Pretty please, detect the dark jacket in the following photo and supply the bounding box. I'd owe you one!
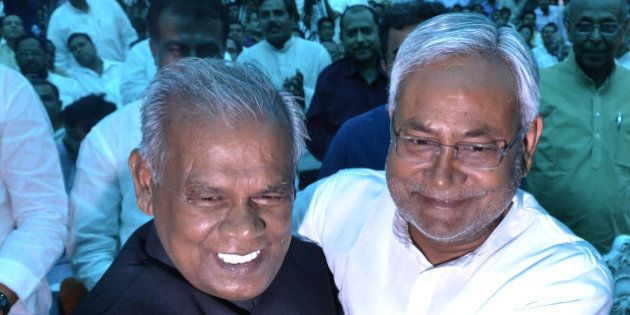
[75,221,341,314]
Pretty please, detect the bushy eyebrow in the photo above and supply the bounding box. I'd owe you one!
[184,180,293,195]
[184,181,224,195]
[259,182,293,195]
[401,120,498,138]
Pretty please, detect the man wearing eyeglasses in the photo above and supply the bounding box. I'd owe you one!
[525,0,630,254]
[294,12,612,314]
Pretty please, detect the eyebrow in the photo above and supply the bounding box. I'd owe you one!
[401,120,498,138]
[259,181,294,195]
[184,181,224,196]
[184,180,294,195]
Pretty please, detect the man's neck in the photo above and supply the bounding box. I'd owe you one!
[89,58,104,76]
[267,37,290,50]
[355,57,380,85]
[581,61,614,88]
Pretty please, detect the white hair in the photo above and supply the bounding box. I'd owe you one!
[138,57,307,181]
[388,13,539,130]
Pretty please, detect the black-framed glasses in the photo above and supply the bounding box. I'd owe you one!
[390,119,523,170]
[573,21,620,36]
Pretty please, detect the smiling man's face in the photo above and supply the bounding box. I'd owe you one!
[568,0,627,76]
[386,54,525,248]
[133,111,294,301]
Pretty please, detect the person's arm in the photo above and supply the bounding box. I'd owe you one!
[46,11,71,71]
[322,0,340,20]
[112,0,138,53]
[0,70,68,313]
[69,124,123,290]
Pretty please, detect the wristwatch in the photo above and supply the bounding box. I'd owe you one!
[0,292,12,314]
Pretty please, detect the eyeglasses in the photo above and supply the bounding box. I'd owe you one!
[390,120,523,170]
[573,21,620,36]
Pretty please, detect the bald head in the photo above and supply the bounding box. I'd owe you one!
[568,0,628,22]
[567,0,628,86]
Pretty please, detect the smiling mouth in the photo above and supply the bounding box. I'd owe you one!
[217,250,261,264]
[425,197,466,209]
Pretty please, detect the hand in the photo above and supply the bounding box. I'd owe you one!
[283,70,305,109]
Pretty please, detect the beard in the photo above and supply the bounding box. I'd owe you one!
[387,148,525,245]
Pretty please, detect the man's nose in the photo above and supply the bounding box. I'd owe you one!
[219,202,264,239]
[423,146,466,188]
[589,26,603,42]
[356,32,366,43]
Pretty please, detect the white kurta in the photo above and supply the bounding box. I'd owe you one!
[295,169,612,315]
[67,59,123,107]
[237,36,331,110]
[0,66,67,315]
[68,99,151,289]
[118,39,156,106]
[46,0,137,71]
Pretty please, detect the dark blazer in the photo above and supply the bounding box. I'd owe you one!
[74,221,340,314]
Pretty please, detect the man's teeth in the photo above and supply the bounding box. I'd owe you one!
[218,250,260,264]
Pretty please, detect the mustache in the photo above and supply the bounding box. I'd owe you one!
[352,42,372,50]
[265,22,281,31]
[408,182,486,201]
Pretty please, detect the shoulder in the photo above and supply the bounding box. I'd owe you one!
[514,191,612,284]
[75,222,154,313]
[0,67,41,116]
[294,169,389,232]
[477,191,613,311]
[294,38,327,52]
[237,41,266,61]
[80,99,142,160]
[262,237,340,314]
[90,99,142,137]
[310,168,387,200]
[343,104,388,129]
[613,64,630,84]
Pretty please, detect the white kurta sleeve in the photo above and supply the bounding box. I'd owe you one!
[68,125,123,289]
[0,67,68,313]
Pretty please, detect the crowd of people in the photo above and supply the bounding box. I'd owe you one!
[0,0,629,314]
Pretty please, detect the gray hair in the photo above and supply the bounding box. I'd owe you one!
[138,57,307,181]
[388,13,539,130]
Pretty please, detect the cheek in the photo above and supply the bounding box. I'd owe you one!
[262,206,292,242]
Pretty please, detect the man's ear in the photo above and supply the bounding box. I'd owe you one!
[129,149,155,216]
[521,115,544,176]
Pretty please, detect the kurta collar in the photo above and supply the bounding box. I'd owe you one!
[263,36,296,53]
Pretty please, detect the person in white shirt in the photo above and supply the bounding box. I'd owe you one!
[0,65,67,315]
[66,33,123,107]
[534,0,566,38]
[69,0,230,290]
[237,0,331,110]
[295,13,612,314]
[14,35,82,108]
[46,0,137,71]
[118,38,156,106]
[0,15,25,71]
